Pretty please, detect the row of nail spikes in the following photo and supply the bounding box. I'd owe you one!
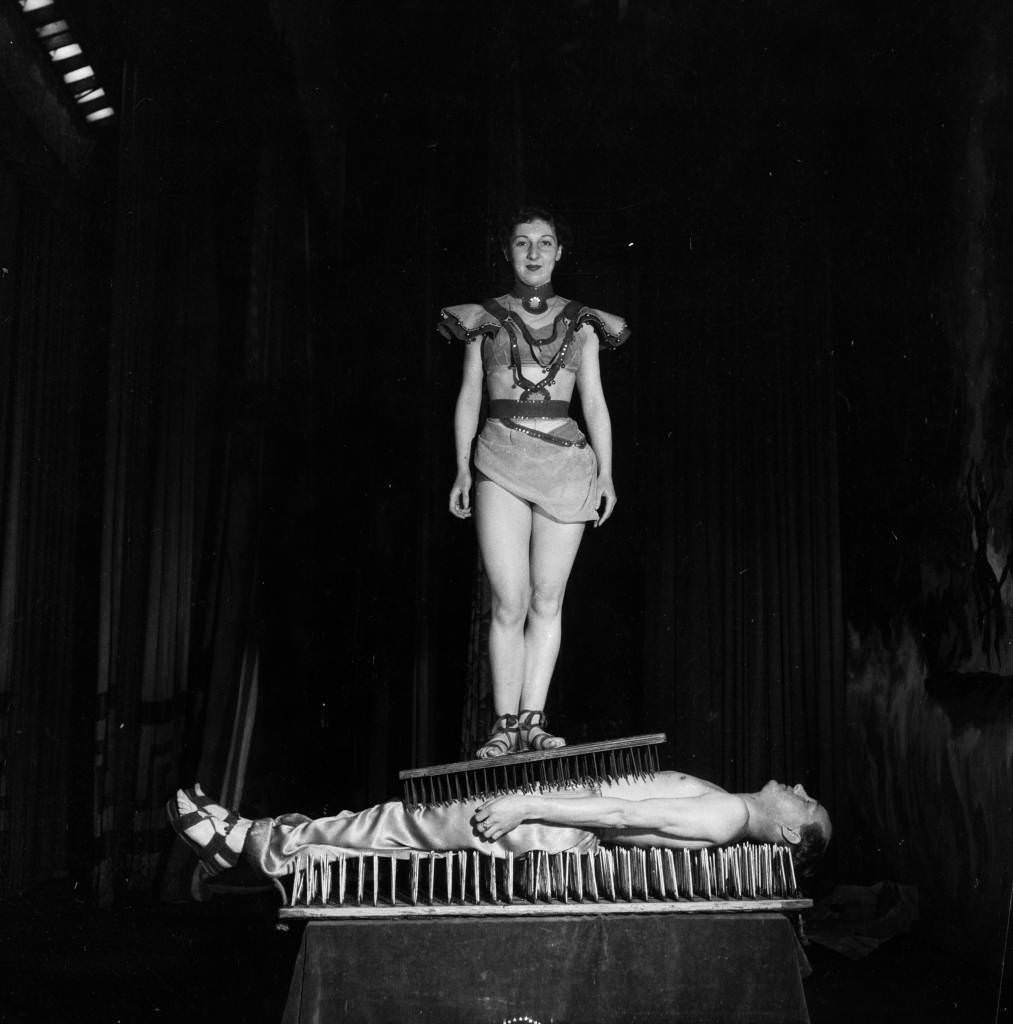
[401,746,661,809]
[286,842,799,907]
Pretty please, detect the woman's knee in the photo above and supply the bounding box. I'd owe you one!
[490,589,530,628]
[529,584,565,620]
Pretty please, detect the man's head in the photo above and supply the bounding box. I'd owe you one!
[757,781,832,872]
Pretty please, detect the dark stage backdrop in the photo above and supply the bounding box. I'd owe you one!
[637,253,843,804]
[90,7,348,902]
[0,164,107,895]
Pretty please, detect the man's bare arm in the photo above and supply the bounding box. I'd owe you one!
[473,792,748,845]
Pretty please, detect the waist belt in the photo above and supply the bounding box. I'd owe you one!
[488,399,570,419]
[501,419,587,448]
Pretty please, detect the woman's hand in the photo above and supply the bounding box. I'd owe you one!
[449,470,473,518]
[596,474,617,527]
[472,794,530,842]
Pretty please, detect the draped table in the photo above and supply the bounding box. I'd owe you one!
[281,911,811,1023]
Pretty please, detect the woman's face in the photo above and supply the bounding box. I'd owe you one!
[508,219,562,288]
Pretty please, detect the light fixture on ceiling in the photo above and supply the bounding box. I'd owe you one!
[18,0,115,124]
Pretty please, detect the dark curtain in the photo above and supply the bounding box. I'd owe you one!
[92,26,331,900]
[0,166,106,896]
[639,250,844,812]
[92,61,227,900]
[461,562,494,756]
[1,5,337,898]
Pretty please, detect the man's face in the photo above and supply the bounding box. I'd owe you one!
[764,781,831,839]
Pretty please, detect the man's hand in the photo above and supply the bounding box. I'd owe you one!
[472,794,530,842]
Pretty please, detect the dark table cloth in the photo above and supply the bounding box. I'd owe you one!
[282,911,811,1023]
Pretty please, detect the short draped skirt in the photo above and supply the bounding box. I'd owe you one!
[474,418,599,523]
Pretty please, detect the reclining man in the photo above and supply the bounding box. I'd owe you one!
[168,769,831,879]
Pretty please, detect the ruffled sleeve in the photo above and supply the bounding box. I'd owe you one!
[437,303,502,343]
[575,307,631,349]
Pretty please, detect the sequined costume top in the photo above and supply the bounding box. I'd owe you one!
[438,296,630,376]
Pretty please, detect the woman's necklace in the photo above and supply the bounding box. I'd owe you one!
[510,281,554,315]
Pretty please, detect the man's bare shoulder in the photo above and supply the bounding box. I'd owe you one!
[607,789,749,846]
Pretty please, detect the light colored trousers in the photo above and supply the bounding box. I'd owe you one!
[245,799,597,876]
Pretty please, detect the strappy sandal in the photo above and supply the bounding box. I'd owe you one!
[184,784,239,826]
[476,713,520,758]
[166,795,241,876]
[518,709,566,751]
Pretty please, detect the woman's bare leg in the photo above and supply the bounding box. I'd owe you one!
[520,510,585,743]
[475,478,533,722]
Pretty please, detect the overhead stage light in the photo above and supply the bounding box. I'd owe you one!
[36,19,69,37]
[17,0,114,125]
[62,65,94,85]
[49,42,82,61]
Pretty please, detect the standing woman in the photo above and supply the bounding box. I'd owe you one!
[439,208,630,758]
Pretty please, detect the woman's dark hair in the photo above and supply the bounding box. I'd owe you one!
[498,206,572,256]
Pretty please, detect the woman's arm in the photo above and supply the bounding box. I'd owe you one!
[575,332,616,526]
[449,341,484,518]
[473,791,748,845]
